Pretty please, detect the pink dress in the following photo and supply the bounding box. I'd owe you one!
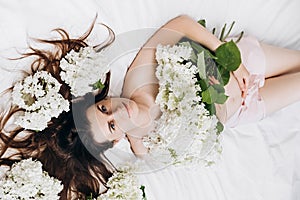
[225,36,266,127]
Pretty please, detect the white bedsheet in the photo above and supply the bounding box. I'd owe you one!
[0,1,300,199]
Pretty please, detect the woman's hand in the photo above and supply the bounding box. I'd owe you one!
[126,134,149,158]
[233,64,250,98]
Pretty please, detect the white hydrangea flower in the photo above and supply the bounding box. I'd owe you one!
[156,44,192,65]
[143,43,222,167]
[97,165,144,200]
[11,71,70,131]
[0,158,63,200]
[60,46,110,97]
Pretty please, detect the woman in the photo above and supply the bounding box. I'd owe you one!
[0,15,299,199]
[86,15,300,156]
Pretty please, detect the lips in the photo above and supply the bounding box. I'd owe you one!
[122,102,131,118]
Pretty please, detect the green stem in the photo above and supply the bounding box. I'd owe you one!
[235,31,244,43]
[223,21,235,41]
[219,23,227,41]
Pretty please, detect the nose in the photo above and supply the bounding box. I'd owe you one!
[111,105,127,118]
[111,105,131,129]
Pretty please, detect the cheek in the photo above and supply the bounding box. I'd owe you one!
[112,131,125,141]
[114,114,138,133]
[92,131,109,143]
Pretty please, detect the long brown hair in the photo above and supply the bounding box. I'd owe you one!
[0,17,116,199]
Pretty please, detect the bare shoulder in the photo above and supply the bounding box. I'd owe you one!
[122,63,158,99]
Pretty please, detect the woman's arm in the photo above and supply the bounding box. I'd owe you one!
[125,15,224,156]
[126,15,249,156]
[128,15,249,97]
[129,15,223,70]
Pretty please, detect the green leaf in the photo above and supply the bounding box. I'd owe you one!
[197,51,206,79]
[189,41,217,60]
[205,57,218,79]
[216,121,224,134]
[198,19,206,27]
[218,67,230,85]
[178,41,197,63]
[190,48,198,63]
[197,79,209,91]
[212,84,225,93]
[205,103,216,115]
[191,41,207,54]
[215,41,241,71]
[140,185,147,199]
[91,80,105,90]
[201,86,218,104]
[215,93,228,104]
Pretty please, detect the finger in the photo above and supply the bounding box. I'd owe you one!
[209,76,217,85]
[241,91,245,99]
[243,78,247,89]
[236,78,247,98]
[240,79,247,98]
[208,76,213,85]
[237,77,245,91]
[243,77,249,95]
[242,90,246,98]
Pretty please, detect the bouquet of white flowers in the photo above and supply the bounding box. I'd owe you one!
[60,46,109,97]
[0,158,63,200]
[143,20,242,167]
[11,71,70,131]
[143,44,222,167]
[96,165,146,200]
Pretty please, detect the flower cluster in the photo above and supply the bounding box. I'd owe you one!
[155,44,192,65]
[0,158,63,200]
[11,71,69,131]
[97,165,145,200]
[60,46,109,97]
[143,44,222,167]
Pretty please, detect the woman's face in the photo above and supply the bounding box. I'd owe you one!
[86,97,139,144]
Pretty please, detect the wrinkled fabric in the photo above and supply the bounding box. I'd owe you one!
[226,36,266,127]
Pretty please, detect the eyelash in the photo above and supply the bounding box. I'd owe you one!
[98,105,108,113]
[98,104,116,132]
[109,121,115,131]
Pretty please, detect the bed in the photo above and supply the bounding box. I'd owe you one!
[0,0,300,199]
